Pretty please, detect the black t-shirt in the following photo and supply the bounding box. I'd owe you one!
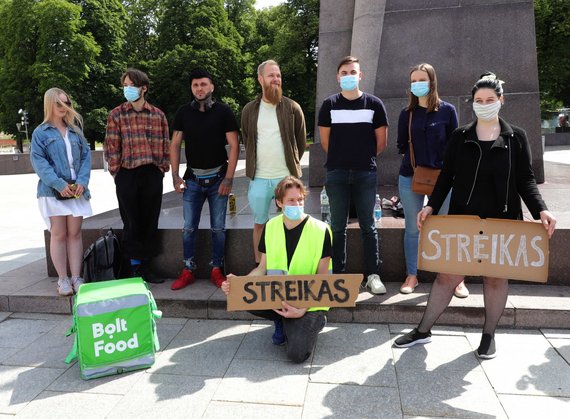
[463,140,503,219]
[259,216,332,268]
[318,92,389,171]
[172,101,239,177]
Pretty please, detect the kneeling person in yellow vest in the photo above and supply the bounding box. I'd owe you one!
[222,176,331,363]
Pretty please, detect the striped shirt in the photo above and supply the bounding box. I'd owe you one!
[104,101,170,176]
[318,92,388,171]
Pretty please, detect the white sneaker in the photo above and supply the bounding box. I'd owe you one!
[71,277,84,293]
[57,277,74,297]
[365,274,386,294]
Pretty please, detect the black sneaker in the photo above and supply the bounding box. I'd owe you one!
[131,264,165,284]
[476,333,496,359]
[393,328,432,348]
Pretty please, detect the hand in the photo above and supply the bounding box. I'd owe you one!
[74,184,85,197]
[417,206,434,230]
[218,177,233,196]
[60,183,76,198]
[221,273,235,296]
[273,301,307,319]
[172,174,186,193]
[540,210,556,238]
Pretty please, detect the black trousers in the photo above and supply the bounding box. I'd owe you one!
[115,164,163,260]
[249,310,326,363]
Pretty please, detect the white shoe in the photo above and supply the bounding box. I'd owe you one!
[71,277,84,293]
[57,277,74,297]
[365,274,386,295]
[454,282,469,298]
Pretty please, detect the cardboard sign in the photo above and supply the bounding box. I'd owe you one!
[226,274,363,311]
[418,215,549,282]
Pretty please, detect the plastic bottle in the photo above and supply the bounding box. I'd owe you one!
[320,186,331,224]
[374,194,382,225]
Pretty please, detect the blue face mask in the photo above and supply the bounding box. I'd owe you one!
[283,205,304,221]
[410,81,430,98]
[123,86,141,102]
[339,75,359,91]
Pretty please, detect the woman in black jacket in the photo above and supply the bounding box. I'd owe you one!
[394,72,556,359]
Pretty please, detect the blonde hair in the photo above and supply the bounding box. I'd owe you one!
[43,87,83,131]
[257,59,279,76]
[274,176,308,211]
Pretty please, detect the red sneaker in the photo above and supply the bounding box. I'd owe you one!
[171,268,195,290]
[210,267,226,288]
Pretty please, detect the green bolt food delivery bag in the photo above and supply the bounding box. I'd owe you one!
[65,277,162,380]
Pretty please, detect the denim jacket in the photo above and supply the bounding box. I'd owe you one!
[30,122,91,199]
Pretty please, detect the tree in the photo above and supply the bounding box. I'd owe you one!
[255,0,319,137]
[534,0,570,117]
[123,0,162,64]
[0,0,99,138]
[151,0,249,121]
[70,0,128,146]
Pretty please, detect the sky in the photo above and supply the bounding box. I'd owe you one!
[255,0,285,9]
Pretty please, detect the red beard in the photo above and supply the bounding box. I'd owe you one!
[264,82,282,105]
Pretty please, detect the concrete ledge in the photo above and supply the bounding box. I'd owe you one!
[0,151,106,175]
[545,133,570,146]
[1,260,569,329]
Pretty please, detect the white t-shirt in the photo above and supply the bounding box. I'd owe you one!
[255,100,289,178]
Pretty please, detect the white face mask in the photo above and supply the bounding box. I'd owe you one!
[473,101,501,121]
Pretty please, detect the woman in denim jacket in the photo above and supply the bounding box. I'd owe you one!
[30,88,92,296]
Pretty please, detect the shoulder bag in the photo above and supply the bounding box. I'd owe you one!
[409,111,441,195]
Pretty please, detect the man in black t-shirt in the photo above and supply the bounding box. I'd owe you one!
[170,68,239,290]
[318,56,389,295]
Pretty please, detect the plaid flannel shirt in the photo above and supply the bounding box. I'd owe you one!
[104,101,170,176]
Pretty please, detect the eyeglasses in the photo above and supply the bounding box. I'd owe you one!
[56,101,72,108]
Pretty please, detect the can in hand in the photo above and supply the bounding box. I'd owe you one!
[228,193,236,214]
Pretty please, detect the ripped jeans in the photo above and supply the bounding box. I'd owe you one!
[182,176,228,269]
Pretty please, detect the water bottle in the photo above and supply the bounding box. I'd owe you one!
[320,186,331,224]
[374,194,382,225]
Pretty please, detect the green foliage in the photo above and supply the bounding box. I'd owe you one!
[534,0,570,117]
[0,0,99,135]
[150,0,250,121]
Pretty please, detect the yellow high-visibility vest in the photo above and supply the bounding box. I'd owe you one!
[265,214,332,312]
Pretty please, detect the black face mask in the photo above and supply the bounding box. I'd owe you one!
[191,92,215,111]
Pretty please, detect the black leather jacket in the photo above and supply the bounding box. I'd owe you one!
[428,118,547,220]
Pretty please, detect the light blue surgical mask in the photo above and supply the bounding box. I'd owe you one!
[123,86,141,102]
[283,205,304,221]
[410,81,430,97]
[340,75,359,91]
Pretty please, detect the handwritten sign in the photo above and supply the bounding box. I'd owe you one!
[418,215,549,282]
[226,274,363,311]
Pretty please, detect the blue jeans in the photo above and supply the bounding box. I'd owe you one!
[398,175,450,276]
[182,177,228,269]
[325,169,379,276]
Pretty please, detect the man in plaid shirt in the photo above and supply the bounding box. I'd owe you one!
[104,68,170,283]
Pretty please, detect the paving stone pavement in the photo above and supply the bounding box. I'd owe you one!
[0,313,566,418]
[1,149,569,417]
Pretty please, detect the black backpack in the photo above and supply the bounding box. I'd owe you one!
[83,228,122,282]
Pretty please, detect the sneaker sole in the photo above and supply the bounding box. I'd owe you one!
[369,288,387,295]
[393,336,432,348]
[58,289,73,297]
[475,350,496,360]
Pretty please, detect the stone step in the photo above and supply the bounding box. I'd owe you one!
[3,260,569,329]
